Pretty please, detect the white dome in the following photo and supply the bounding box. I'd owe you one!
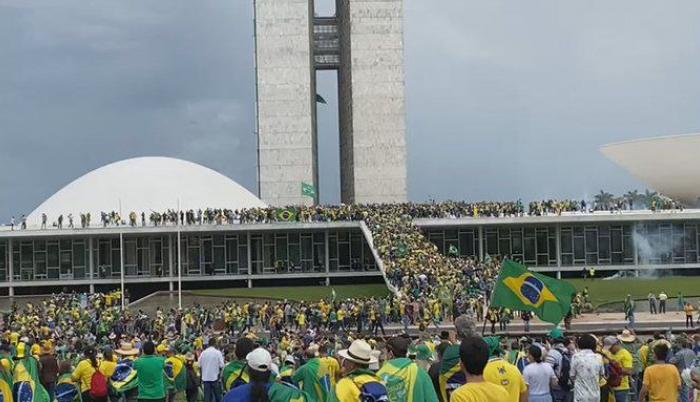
[28,157,266,226]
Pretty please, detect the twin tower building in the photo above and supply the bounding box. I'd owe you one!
[255,0,407,206]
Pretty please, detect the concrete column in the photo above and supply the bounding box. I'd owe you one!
[88,236,95,293]
[557,271,562,279]
[325,230,330,282]
[247,234,253,275]
[555,224,562,268]
[478,227,484,260]
[168,234,174,292]
[248,279,253,288]
[8,239,13,297]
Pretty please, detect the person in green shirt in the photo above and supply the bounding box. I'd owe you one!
[134,341,167,402]
[222,338,255,392]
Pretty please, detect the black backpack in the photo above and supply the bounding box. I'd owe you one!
[556,347,573,391]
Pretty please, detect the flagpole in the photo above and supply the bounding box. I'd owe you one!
[177,198,182,310]
[120,230,125,311]
[481,289,494,336]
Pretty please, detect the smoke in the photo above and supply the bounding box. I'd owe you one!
[632,224,681,277]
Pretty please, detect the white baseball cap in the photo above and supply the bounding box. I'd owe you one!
[246,348,273,372]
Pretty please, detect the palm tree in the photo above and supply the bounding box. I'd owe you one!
[624,190,640,210]
[642,189,658,208]
[594,190,614,208]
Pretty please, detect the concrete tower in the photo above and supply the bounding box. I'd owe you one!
[254,0,407,206]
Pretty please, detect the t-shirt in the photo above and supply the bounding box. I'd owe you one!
[609,348,633,391]
[133,355,167,400]
[450,381,510,402]
[332,369,382,402]
[642,364,680,402]
[71,359,97,392]
[523,362,555,396]
[99,360,117,378]
[483,358,527,402]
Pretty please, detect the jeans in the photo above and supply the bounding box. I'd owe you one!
[659,300,666,313]
[203,381,222,402]
[613,390,628,402]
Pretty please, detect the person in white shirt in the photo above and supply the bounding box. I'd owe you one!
[198,338,225,402]
[523,344,557,402]
[570,334,604,402]
[658,291,668,314]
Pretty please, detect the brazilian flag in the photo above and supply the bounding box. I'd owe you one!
[0,357,13,402]
[164,356,186,392]
[111,362,139,394]
[276,208,297,222]
[491,260,577,324]
[438,345,464,402]
[55,374,80,402]
[12,358,49,402]
[222,361,248,392]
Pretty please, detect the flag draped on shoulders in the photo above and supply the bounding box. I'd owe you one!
[491,260,577,324]
[377,358,438,402]
[0,357,13,402]
[438,345,465,402]
[165,356,187,392]
[55,373,80,402]
[291,358,333,402]
[222,361,249,392]
[12,357,49,402]
[111,361,139,393]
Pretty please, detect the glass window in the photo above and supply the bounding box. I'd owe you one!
[73,242,86,267]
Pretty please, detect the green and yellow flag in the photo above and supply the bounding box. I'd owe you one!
[276,208,298,222]
[377,358,439,402]
[301,182,316,199]
[491,260,576,324]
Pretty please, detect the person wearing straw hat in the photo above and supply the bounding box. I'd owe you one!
[331,339,386,402]
[39,343,59,402]
[116,343,139,360]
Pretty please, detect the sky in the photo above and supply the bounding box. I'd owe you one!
[2,0,700,220]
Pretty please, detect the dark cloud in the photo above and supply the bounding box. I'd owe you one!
[2,0,700,220]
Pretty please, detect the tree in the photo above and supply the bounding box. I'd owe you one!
[594,190,614,208]
[624,190,640,210]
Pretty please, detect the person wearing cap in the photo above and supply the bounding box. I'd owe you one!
[165,347,186,402]
[331,339,384,402]
[291,344,334,402]
[133,341,167,402]
[223,347,308,402]
[278,355,297,385]
[450,336,509,402]
[638,342,680,402]
[377,336,438,402]
[602,336,633,402]
[482,337,527,402]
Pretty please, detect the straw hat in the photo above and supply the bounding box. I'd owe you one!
[116,342,139,356]
[617,329,636,343]
[337,340,377,365]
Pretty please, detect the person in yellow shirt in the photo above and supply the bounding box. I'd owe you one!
[71,347,99,400]
[482,337,527,402]
[603,336,634,401]
[451,336,510,402]
[685,302,695,328]
[99,348,118,377]
[639,342,680,402]
[332,340,383,402]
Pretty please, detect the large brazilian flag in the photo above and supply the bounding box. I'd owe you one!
[491,260,577,324]
[164,356,187,392]
[0,357,13,402]
[377,358,438,402]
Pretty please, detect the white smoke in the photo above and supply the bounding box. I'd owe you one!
[632,224,680,277]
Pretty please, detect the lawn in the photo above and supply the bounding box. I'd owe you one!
[191,284,390,302]
[568,277,700,307]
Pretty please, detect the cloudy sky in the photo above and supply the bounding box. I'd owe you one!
[2,0,700,220]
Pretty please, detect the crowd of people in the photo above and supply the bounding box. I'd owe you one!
[3,291,700,402]
[7,188,688,231]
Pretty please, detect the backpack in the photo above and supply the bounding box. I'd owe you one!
[90,370,109,400]
[555,348,572,391]
[605,360,623,388]
[354,379,389,402]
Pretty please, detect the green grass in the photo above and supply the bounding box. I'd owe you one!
[568,277,700,307]
[191,284,390,302]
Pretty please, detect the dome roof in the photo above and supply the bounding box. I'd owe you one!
[28,157,265,226]
[601,133,700,206]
